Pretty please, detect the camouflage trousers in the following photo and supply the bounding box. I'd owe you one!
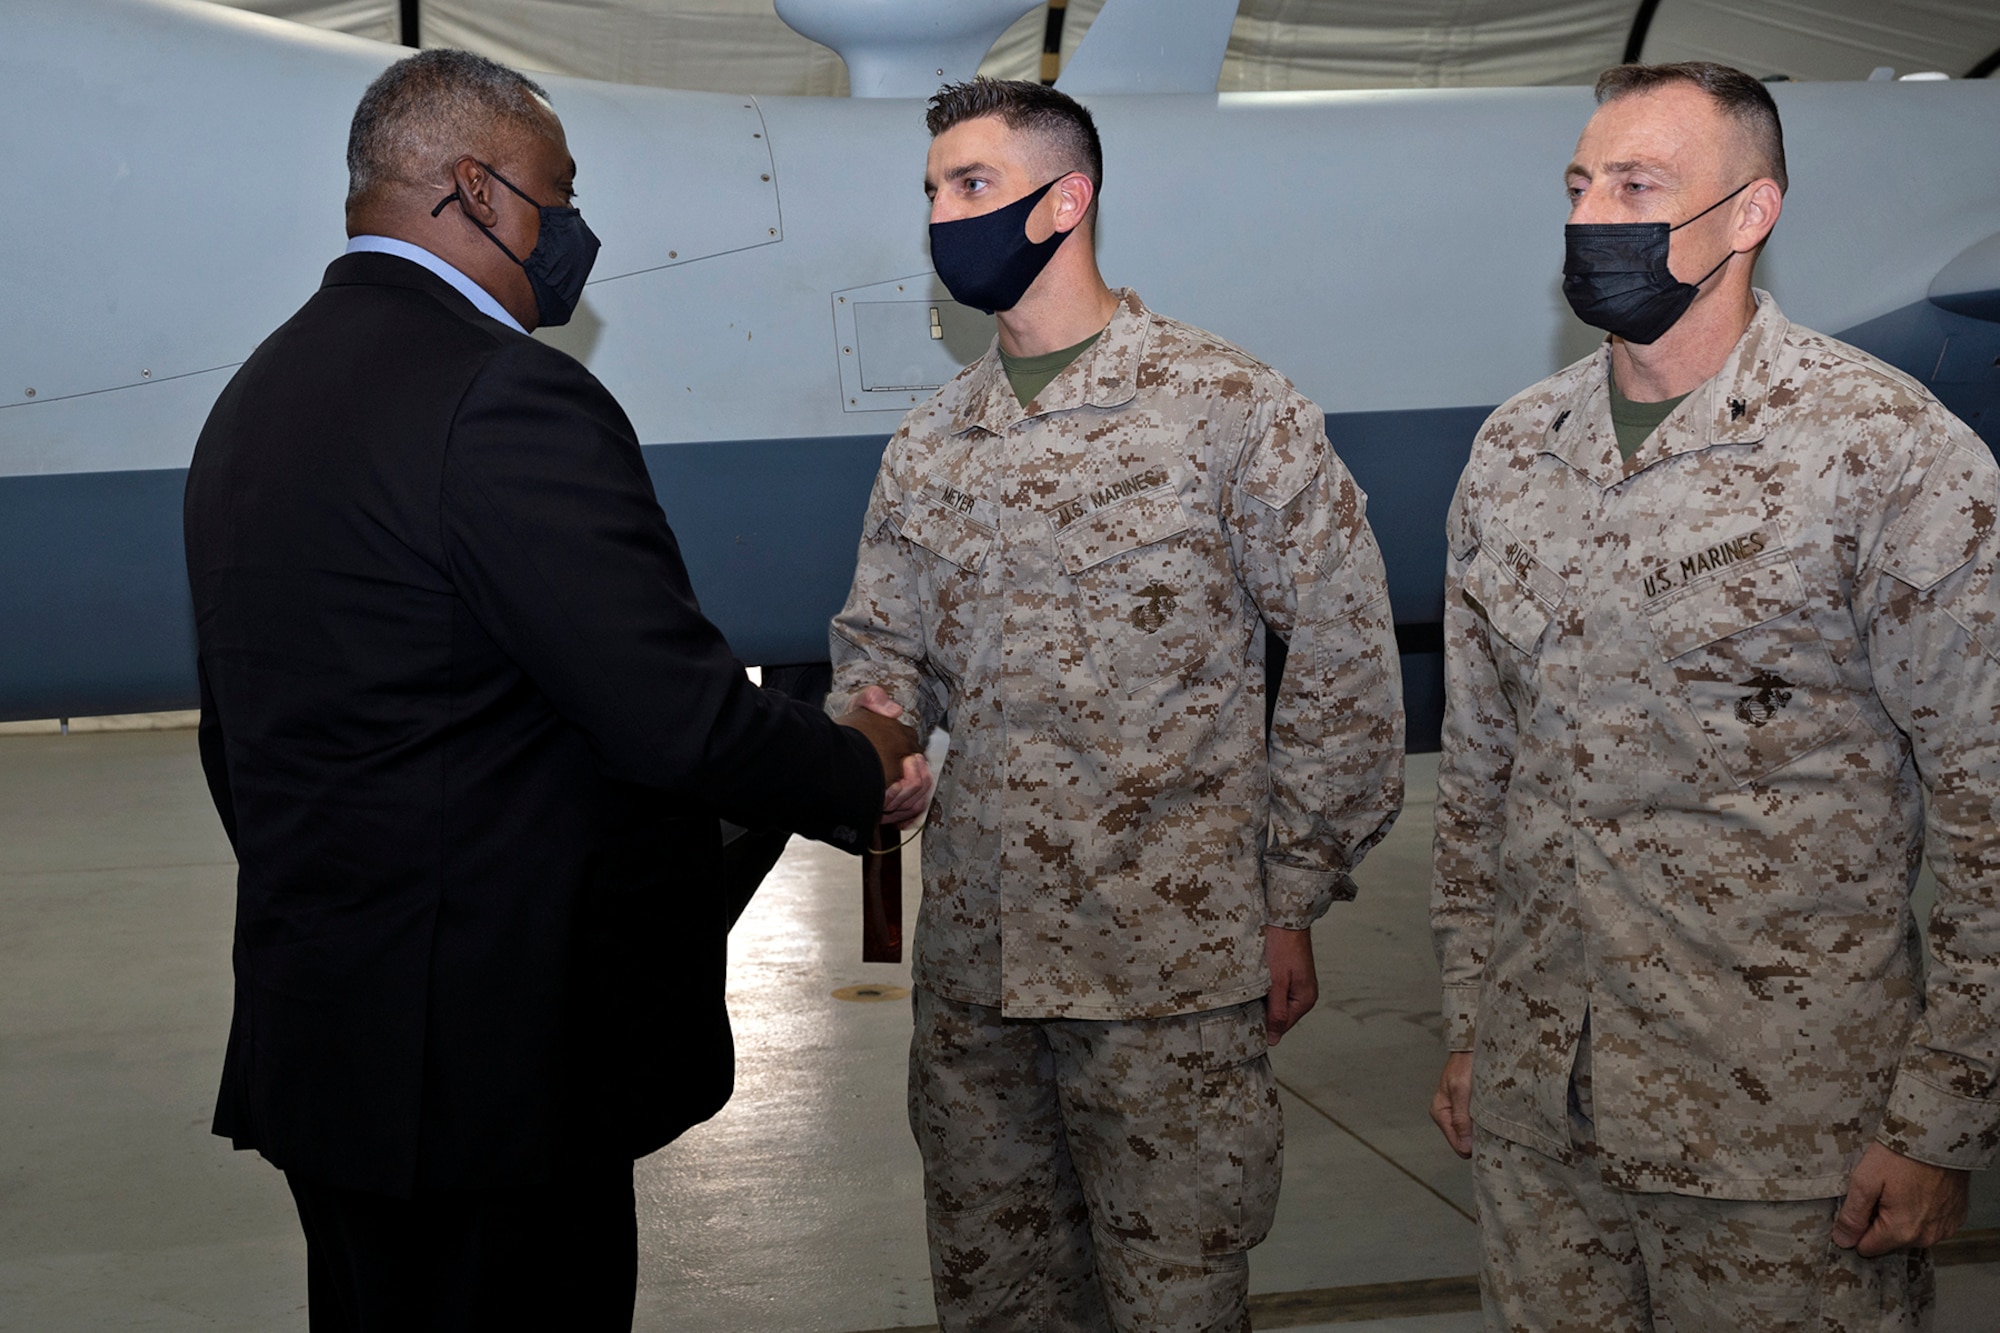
[1472,1051,1933,1333]
[908,986,1282,1333]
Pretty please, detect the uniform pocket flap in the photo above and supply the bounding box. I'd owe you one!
[1199,1006,1268,1072]
[1882,445,1991,592]
[1239,402,1323,511]
[1053,488,1191,575]
[1647,549,1806,660]
[900,497,995,572]
[1460,546,1555,654]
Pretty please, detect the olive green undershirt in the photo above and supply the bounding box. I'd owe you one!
[1608,367,1691,462]
[1002,330,1104,409]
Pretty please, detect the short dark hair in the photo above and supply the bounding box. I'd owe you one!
[1595,61,1787,194]
[346,48,552,207]
[926,77,1104,202]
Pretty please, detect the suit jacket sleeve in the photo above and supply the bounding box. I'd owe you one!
[439,339,883,849]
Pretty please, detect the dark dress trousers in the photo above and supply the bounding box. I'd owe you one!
[185,252,882,1200]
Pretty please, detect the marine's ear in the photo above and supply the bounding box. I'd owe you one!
[1051,171,1095,234]
[1733,178,1784,255]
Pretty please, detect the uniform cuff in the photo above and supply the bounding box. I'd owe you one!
[1443,984,1480,1052]
[824,687,930,748]
[1261,862,1351,930]
[1876,1069,2000,1170]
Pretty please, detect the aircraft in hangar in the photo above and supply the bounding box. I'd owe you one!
[4,0,1998,745]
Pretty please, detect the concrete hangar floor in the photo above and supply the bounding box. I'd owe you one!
[3,722,1999,1331]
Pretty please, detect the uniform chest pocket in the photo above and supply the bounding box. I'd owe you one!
[1460,546,1558,656]
[1054,488,1212,693]
[899,496,995,671]
[1644,548,1854,784]
[1459,543,1562,722]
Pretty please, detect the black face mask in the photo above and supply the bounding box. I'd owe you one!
[1562,182,1752,345]
[433,162,601,328]
[929,177,1077,315]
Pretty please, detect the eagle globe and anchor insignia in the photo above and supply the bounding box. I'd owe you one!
[1734,670,1795,728]
[1130,584,1179,634]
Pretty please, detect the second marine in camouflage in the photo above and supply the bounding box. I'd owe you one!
[1431,61,2000,1331]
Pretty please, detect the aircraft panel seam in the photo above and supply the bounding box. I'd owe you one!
[0,362,241,413]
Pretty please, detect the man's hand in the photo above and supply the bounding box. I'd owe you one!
[1831,1142,1969,1257]
[882,757,932,830]
[1263,926,1318,1045]
[1430,1051,1473,1159]
[838,687,933,829]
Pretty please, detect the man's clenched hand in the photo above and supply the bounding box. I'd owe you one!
[1263,926,1318,1044]
[1430,1051,1473,1159]
[1831,1143,1968,1257]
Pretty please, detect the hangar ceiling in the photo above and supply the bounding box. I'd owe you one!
[213,0,2000,94]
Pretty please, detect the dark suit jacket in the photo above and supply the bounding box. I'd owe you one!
[184,252,881,1198]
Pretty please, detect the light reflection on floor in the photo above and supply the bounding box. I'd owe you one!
[0,734,1993,1331]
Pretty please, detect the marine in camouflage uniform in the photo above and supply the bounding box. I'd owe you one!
[1432,63,2000,1333]
[832,80,1404,1333]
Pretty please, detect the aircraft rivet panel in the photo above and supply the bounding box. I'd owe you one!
[831,276,995,411]
[2,0,386,463]
[545,79,785,285]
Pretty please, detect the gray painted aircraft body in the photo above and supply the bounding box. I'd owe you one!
[5,0,1998,738]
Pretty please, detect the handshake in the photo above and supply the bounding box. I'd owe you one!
[834,684,936,830]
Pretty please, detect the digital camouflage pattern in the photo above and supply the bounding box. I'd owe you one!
[909,987,1279,1333]
[1474,1127,1932,1333]
[1433,292,2000,1201]
[831,289,1404,1019]
[1474,1025,1933,1332]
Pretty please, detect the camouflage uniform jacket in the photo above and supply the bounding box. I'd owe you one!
[831,289,1404,1019]
[1433,291,2000,1200]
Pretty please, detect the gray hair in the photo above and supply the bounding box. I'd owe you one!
[346,48,552,207]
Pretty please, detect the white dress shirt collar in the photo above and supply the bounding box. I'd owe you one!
[344,235,527,335]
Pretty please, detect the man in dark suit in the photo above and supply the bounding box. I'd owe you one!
[183,49,925,1331]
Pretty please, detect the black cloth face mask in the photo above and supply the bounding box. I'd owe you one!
[1562,181,1751,345]
[433,162,601,328]
[929,177,1077,315]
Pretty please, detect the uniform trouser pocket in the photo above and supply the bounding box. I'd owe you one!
[1040,996,1282,1267]
[907,987,1106,1331]
[908,989,1282,1332]
[1194,1004,1283,1257]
